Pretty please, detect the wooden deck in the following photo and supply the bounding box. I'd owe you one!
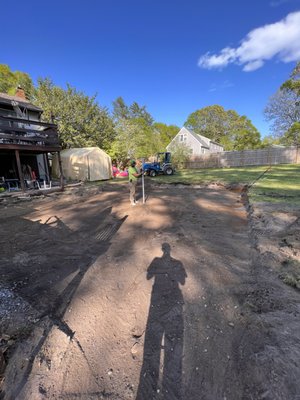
[0,115,61,152]
[0,115,63,191]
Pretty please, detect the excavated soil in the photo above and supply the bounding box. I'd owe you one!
[0,181,300,400]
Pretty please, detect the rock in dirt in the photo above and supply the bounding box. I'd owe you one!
[131,326,144,338]
[131,342,142,359]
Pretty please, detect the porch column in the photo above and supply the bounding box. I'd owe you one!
[57,151,64,190]
[15,149,25,191]
[43,153,50,182]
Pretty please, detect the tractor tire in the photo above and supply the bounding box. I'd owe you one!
[164,167,174,175]
[149,170,157,177]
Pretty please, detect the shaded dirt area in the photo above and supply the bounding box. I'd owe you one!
[0,182,300,400]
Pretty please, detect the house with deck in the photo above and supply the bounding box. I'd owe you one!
[166,127,224,157]
[0,87,63,192]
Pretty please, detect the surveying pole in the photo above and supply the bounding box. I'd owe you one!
[141,158,145,204]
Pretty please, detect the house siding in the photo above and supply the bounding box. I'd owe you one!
[167,127,207,156]
[209,142,223,153]
[167,127,223,156]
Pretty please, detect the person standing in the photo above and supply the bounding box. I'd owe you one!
[128,159,142,206]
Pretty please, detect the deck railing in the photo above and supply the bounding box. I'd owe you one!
[0,115,60,150]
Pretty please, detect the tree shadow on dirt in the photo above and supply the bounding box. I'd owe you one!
[136,243,187,400]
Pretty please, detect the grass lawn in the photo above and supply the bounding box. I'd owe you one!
[152,164,300,205]
[90,164,300,205]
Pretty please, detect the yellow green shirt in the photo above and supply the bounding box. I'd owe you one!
[128,166,138,182]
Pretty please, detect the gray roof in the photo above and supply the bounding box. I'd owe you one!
[210,140,223,146]
[0,92,43,112]
[184,128,210,149]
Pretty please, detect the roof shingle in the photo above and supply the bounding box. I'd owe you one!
[0,92,42,112]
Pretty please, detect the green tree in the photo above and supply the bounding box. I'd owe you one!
[152,123,180,148]
[129,101,154,125]
[260,135,281,148]
[167,142,192,169]
[0,64,15,93]
[112,97,130,121]
[228,116,261,150]
[112,97,154,125]
[281,122,300,145]
[110,97,162,160]
[185,105,227,142]
[185,105,261,150]
[35,78,114,150]
[281,62,300,96]
[109,117,161,162]
[0,64,35,99]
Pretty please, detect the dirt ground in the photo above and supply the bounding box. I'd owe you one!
[0,181,300,400]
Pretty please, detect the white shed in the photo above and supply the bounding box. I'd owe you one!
[52,147,112,181]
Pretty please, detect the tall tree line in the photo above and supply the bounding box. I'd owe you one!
[1,62,299,160]
[0,65,179,159]
[184,105,261,151]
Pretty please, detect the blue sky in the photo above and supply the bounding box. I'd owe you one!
[2,0,300,137]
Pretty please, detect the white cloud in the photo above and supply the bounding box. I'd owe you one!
[198,11,300,72]
[243,60,265,71]
[208,85,217,92]
[208,80,234,92]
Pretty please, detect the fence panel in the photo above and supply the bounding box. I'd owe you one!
[183,146,299,169]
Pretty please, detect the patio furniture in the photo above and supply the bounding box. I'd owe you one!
[5,179,20,192]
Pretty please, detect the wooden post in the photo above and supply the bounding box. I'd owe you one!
[57,151,64,190]
[43,153,50,183]
[15,149,26,191]
[141,158,145,204]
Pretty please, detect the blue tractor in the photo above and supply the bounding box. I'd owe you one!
[142,152,174,177]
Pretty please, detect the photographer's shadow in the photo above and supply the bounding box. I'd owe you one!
[136,243,187,400]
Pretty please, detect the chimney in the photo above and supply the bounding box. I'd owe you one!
[15,86,27,100]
